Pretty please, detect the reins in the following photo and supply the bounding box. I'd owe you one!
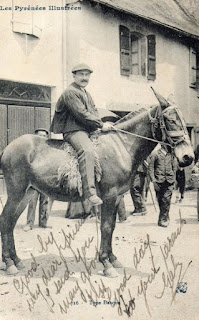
[111,104,187,149]
[112,126,172,147]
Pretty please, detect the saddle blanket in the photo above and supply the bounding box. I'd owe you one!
[57,137,102,196]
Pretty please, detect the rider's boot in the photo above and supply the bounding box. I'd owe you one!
[88,194,103,206]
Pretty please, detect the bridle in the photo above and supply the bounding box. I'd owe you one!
[103,104,189,150]
[148,104,189,148]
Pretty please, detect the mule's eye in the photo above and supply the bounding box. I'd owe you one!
[169,119,175,123]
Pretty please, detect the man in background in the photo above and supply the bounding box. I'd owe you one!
[175,166,186,203]
[130,161,148,216]
[149,144,177,227]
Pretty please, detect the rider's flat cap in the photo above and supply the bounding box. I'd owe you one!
[34,128,49,135]
[72,63,93,73]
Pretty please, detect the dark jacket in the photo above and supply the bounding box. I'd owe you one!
[50,82,103,134]
[149,148,177,184]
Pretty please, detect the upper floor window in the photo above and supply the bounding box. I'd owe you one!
[197,54,199,92]
[12,0,43,38]
[119,25,156,80]
[189,47,199,95]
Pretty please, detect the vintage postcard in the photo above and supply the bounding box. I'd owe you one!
[0,0,199,320]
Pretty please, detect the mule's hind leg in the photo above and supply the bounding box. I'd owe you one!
[0,189,34,275]
[1,230,23,275]
[9,188,35,271]
[1,197,23,274]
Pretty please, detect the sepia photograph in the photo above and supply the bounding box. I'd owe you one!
[0,0,199,319]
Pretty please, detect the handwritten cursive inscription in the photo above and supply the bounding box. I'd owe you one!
[136,233,160,316]
[12,209,192,318]
[13,253,55,313]
[156,210,192,304]
[134,210,192,316]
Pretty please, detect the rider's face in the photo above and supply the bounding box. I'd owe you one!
[73,71,91,88]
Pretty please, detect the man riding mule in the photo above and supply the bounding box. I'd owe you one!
[0,88,194,277]
[50,63,112,206]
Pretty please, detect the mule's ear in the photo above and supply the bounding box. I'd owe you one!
[151,87,169,109]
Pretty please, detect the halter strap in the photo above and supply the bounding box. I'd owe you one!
[167,130,184,137]
[148,105,188,147]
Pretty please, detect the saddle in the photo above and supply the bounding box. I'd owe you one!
[47,134,102,196]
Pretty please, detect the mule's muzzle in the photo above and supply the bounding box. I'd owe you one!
[179,154,194,167]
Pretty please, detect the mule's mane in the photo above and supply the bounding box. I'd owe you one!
[114,108,146,126]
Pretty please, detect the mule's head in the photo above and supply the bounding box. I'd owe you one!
[152,89,194,167]
[162,106,194,167]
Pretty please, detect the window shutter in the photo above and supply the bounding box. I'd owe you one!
[147,35,156,80]
[12,0,42,38]
[140,36,146,76]
[131,36,139,75]
[120,25,131,75]
[189,47,197,88]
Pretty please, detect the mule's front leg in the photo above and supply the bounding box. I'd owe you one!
[108,197,124,269]
[99,198,119,277]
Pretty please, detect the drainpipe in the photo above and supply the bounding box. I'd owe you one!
[62,0,68,90]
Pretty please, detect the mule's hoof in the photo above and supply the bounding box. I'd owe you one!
[0,262,6,270]
[6,265,18,276]
[111,259,123,269]
[16,261,25,270]
[103,267,119,278]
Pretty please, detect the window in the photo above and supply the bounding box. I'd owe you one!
[119,25,156,80]
[12,0,43,38]
[131,34,144,75]
[189,47,199,90]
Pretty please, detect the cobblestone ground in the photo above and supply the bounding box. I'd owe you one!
[0,188,199,320]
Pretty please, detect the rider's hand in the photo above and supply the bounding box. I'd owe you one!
[101,122,114,132]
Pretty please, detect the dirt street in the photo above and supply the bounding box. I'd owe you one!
[0,189,199,320]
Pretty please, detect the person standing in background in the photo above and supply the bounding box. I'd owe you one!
[149,144,177,227]
[175,166,186,203]
[130,161,148,216]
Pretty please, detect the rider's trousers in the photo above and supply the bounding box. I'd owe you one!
[63,131,96,199]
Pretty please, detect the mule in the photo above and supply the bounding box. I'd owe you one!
[0,92,194,276]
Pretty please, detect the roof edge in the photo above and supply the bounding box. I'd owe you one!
[90,0,199,40]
